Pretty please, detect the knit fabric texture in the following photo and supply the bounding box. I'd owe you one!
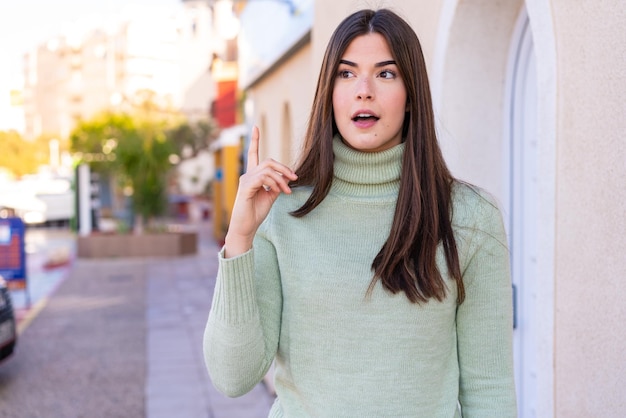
[204,136,517,417]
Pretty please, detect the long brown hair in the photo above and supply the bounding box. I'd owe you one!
[291,9,464,304]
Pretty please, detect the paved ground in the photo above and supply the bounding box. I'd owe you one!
[0,221,274,418]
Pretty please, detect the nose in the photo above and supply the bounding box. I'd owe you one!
[355,78,373,100]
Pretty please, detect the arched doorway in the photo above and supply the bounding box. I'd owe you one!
[504,4,557,415]
[507,8,539,415]
[433,1,556,415]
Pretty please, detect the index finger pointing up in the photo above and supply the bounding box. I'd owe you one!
[247,125,260,172]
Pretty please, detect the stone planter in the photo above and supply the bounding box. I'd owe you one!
[77,232,198,258]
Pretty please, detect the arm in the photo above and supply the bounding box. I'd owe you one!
[456,198,517,417]
[203,227,282,397]
[203,126,295,396]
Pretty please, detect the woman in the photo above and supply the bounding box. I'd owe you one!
[204,8,517,417]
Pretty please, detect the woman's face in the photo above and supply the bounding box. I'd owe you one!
[332,33,407,153]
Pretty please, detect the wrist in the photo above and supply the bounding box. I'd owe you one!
[223,233,254,258]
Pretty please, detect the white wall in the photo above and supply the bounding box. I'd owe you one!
[551,1,626,415]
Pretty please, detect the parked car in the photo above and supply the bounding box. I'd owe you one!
[0,276,17,362]
[0,176,74,226]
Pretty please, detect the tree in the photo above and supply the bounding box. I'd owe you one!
[70,111,174,231]
[166,118,219,160]
[115,118,175,231]
[70,107,218,232]
[0,130,62,177]
[69,112,135,175]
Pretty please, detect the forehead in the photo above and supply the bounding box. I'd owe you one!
[341,33,394,62]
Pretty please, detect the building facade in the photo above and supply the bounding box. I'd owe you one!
[22,2,218,141]
[238,0,626,416]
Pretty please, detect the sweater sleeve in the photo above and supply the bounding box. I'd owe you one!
[203,226,282,397]
[456,196,517,417]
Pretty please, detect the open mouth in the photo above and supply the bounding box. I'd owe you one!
[351,113,380,122]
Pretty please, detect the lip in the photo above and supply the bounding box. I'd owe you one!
[351,109,380,120]
[351,109,380,129]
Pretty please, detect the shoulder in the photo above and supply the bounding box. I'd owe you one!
[451,181,507,243]
[452,181,503,221]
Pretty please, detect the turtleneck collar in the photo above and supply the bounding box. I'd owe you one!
[331,135,404,200]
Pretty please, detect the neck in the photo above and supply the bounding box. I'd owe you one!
[331,135,404,200]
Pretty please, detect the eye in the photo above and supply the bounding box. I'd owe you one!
[337,69,354,79]
[378,69,397,79]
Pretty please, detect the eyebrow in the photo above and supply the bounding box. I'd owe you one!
[339,59,397,68]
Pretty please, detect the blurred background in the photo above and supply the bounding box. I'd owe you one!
[0,0,243,234]
[0,1,624,417]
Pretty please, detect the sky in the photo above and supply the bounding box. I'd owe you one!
[0,0,182,130]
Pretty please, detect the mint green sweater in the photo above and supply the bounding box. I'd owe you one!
[204,138,517,417]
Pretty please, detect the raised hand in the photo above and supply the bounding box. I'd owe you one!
[223,126,298,258]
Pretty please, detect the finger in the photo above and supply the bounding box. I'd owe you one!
[247,125,260,172]
[260,171,293,194]
[259,159,299,181]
